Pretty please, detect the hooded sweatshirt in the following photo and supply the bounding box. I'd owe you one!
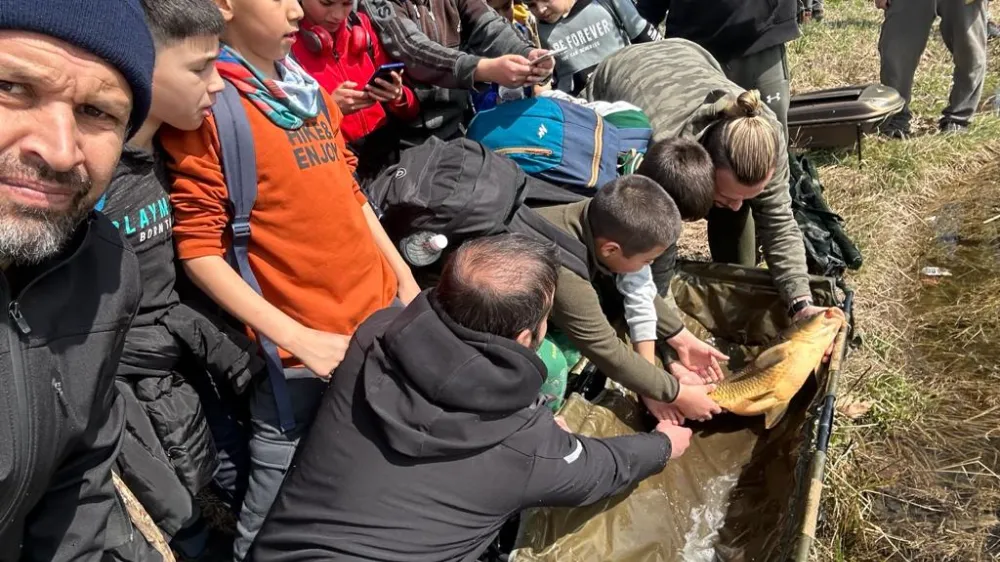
[291,12,420,144]
[583,39,812,305]
[250,291,670,562]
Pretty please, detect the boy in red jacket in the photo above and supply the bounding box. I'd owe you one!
[293,0,419,180]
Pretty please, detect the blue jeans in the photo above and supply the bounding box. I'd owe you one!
[232,369,327,561]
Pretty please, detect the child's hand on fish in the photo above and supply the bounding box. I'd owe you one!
[642,396,686,425]
[673,382,723,422]
[666,328,730,382]
[654,422,693,459]
[667,362,704,385]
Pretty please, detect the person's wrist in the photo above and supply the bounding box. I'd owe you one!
[474,58,494,83]
[672,383,686,404]
[661,432,673,462]
[787,296,813,318]
[274,320,305,356]
[666,326,690,345]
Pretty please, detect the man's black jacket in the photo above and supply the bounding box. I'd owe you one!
[251,291,670,561]
[0,213,141,561]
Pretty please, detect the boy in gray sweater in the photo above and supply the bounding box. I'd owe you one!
[528,0,661,94]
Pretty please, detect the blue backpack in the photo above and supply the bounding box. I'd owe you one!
[466,97,652,193]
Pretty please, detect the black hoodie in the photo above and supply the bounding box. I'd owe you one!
[251,291,670,562]
[635,0,800,64]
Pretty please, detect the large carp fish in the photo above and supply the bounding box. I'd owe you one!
[709,307,846,429]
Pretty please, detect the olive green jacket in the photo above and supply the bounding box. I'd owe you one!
[536,200,681,402]
[583,38,812,305]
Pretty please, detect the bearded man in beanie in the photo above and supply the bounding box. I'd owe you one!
[0,0,154,559]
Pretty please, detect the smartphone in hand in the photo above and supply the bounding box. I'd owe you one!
[529,46,567,67]
[368,62,406,87]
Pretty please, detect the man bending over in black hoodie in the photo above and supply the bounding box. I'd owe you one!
[250,233,691,562]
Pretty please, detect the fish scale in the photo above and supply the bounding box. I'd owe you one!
[707,308,846,429]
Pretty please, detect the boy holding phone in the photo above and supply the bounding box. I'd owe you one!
[368,62,406,87]
[528,0,660,95]
[293,0,419,180]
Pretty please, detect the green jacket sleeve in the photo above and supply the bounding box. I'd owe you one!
[750,142,812,304]
[549,268,679,402]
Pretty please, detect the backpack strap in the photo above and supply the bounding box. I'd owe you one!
[213,81,297,434]
[509,206,590,280]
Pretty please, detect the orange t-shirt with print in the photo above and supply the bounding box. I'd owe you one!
[160,89,397,365]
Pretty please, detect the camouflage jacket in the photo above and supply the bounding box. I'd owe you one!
[583,38,811,305]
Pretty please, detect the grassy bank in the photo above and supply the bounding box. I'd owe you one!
[722,1,1000,559]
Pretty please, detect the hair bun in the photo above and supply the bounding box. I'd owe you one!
[736,90,763,118]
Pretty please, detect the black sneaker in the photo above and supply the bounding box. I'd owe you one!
[939,120,969,134]
[877,114,911,139]
[878,123,911,140]
[988,20,999,41]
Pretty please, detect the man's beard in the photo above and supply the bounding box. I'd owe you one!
[0,153,95,267]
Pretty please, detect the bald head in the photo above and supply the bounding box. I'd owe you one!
[435,234,559,344]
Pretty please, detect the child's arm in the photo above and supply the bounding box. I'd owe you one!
[550,269,678,403]
[183,256,350,378]
[361,202,421,305]
[359,0,532,90]
[161,122,350,378]
[616,267,659,359]
[634,340,657,365]
[321,86,421,304]
[618,270,685,425]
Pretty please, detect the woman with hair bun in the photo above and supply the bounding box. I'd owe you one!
[582,39,827,418]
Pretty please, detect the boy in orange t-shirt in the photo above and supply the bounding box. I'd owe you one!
[159,0,419,557]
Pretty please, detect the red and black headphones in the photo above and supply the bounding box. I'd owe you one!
[298,12,372,60]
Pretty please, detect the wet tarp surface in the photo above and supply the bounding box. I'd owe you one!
[511,262,847,562]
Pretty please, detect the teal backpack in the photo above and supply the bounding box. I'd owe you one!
[466,96,652,193]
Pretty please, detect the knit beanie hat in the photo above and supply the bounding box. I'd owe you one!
[0,0,155,139]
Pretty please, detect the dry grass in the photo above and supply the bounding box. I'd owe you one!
[680,1,1000,559]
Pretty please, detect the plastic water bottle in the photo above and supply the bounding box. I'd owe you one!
[399,231,449,267]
